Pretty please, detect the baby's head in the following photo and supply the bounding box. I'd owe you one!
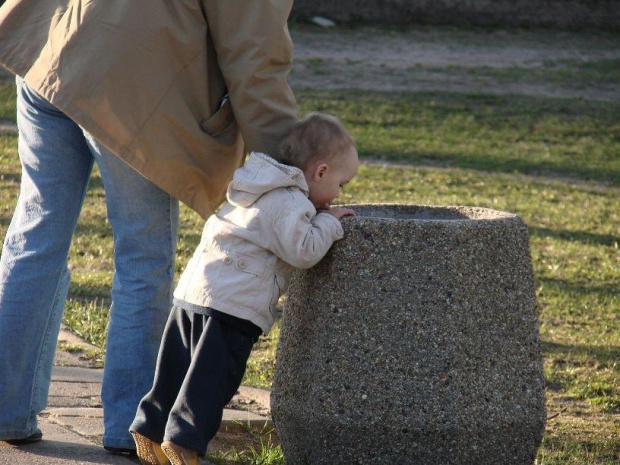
[279,112,359,209]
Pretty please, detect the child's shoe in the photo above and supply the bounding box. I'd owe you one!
[131,431,170,465]
[161,440,200,465]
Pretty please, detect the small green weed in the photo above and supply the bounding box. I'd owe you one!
[208,430,284,465]
[62,298,110,349]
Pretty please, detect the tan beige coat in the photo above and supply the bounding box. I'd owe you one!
[0,0,298,218]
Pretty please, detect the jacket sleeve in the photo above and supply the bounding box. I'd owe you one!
[271,204,345,270]
[202,0,298,158]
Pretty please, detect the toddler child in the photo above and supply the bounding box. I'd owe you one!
[129,112,359,465]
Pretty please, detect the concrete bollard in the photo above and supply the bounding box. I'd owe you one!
[271,204,545,465]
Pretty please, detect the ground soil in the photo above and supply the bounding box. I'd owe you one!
[2,27,617,103]
[289,26,620,102]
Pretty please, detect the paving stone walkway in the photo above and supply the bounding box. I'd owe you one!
[0,327,272,464]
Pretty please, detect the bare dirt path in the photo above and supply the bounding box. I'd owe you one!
[290,27,620,102]
[1,27,617,102]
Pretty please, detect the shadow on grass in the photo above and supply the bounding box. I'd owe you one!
[359,149,620,187]
[530,226,619,247]
[0,172,21,184]
[542,341,620,363]
[73,215,112,238]
[537,276,618,300]
[68,284,112,299]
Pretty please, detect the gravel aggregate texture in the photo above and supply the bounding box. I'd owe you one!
[272,204,545,464]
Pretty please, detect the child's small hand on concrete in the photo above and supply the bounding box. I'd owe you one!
[320,204,356,219]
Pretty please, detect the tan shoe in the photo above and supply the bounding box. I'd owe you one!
[131,431,170,465]
[161,440,200,465]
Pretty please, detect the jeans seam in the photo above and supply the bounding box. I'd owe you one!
[29,179,92,421]
[29,266,66,422]
[23,92,94,428]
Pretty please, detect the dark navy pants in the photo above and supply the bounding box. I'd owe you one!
[130,305,260,453]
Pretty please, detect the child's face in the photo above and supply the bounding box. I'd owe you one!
[304,145,359,209]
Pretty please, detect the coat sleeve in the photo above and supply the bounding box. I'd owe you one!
[271,203,345,270]
[202,0,298,158]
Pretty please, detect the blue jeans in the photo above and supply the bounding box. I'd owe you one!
[0,78,179,449]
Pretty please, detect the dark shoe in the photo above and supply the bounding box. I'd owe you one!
[4,429,43,445]
[104,445,138,458]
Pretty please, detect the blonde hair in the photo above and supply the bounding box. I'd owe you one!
[278,112,355,170]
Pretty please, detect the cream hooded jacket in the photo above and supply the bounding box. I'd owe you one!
[174,152,345,334]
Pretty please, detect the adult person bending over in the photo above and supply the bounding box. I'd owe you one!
[0,0,297,456]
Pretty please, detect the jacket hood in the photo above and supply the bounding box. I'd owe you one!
[227,152,308,207]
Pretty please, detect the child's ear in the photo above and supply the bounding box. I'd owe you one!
[314,163,328,181]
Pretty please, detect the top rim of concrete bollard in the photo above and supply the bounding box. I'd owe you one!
[340,203,520,222]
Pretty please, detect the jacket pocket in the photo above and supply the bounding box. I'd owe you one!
[201,96,237,146]
[228,254,265,278]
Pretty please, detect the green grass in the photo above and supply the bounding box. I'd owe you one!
[243,324,281,390]
[0,80,618,463]
[297,89,620,185]
[0,78,16,120]
[63,298,111,349]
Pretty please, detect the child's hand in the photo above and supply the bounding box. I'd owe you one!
[321,205,356,219]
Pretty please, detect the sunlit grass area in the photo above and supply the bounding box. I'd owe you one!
[0,80,618,463]
[298,89,620,185]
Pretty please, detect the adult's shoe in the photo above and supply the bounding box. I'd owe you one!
[4,429,43,445]
[104,445,138,458]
